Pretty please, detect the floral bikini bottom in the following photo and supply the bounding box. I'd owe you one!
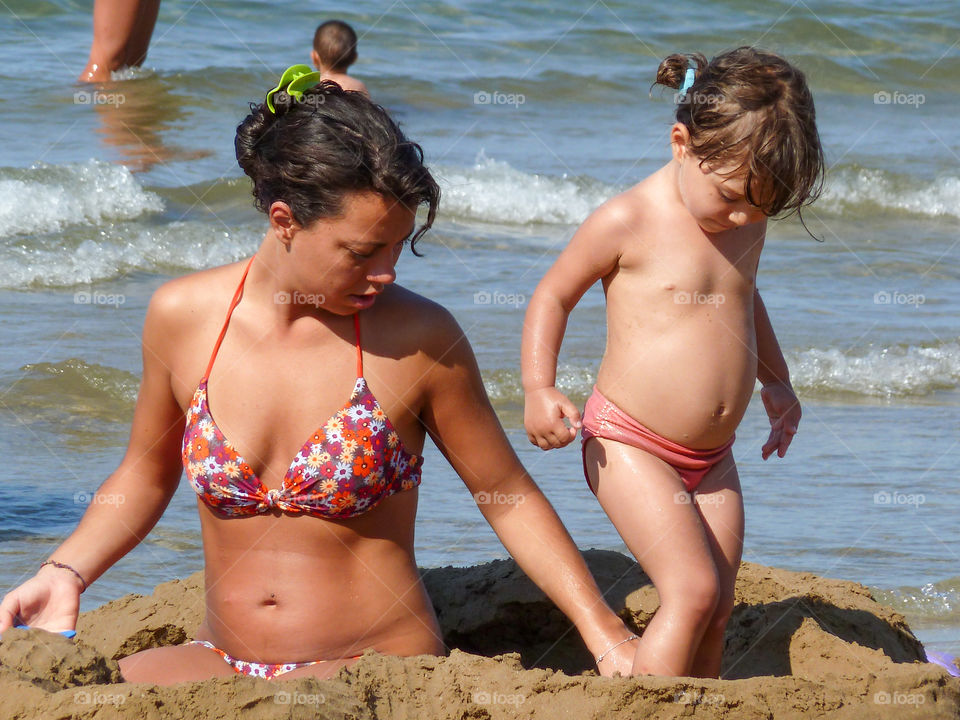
[187,639,359,680]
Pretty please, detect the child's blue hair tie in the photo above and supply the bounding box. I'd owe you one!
[679,68,696,98]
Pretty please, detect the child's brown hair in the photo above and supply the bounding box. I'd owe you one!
[655,46,825,220]
[313,20,359,72]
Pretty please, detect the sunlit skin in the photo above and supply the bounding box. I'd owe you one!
[79,0,160,82]
[0,192,639,684]
[310,51,369,96]
[522,123,801,678]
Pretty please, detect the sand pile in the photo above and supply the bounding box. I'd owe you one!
[1,550,957,719]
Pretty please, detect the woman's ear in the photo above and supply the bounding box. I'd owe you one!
[670,122,691,163]
[268,201,299,249]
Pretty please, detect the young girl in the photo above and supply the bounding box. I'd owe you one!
[0,70,639,682]
[522,47,825,679]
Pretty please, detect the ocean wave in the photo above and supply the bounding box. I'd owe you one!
[788,341,960,398]
[874,579,960,625]
[435,152,618,226]
[819,165,960,220]
[0,161,163,238]
[2,359,139,422]
[0,220,259,289]
[480,340,960,404]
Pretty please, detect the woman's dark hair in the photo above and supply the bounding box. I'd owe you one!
[654,46,825,222]
[235,81,440,254]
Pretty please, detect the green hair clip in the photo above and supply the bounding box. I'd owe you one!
[266,64,323,114]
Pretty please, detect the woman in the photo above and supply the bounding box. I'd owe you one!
[0,71,639,684]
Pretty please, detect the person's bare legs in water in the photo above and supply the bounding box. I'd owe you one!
[80,0,161,82]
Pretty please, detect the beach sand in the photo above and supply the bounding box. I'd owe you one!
[1,549,957,719]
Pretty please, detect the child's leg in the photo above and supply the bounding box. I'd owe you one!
[687,453,744,678]
[124,0,160,67]
[585,437,721,677]
[80,0,153,81]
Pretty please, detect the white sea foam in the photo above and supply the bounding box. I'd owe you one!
[820,165,960,219]
[436,152,617,226]
[0,221,259,289]
[0,161,163,238]
[788,341,960,398]
[482,341,960,403]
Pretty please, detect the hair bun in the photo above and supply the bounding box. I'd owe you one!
[655,53,708,90]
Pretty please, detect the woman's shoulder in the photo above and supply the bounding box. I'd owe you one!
[373,285,465,352]
[147,260,249,322]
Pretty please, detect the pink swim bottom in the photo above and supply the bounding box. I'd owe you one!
[186,639,357,679]
[581,386,734,493]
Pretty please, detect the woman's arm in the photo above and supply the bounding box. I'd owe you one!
[0,285,187,632]
[521,197,628,448]
[420,307,638,676]
[754,289,801,459]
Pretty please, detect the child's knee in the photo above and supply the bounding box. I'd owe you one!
[663,573,721,620]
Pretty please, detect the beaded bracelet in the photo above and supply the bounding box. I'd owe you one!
[40,560,87,593]
[595,634,639,665]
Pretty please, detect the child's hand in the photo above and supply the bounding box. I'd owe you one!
[760,381,801,459]
[524,387,582,450]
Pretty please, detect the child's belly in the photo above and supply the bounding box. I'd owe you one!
[597,296,757,450]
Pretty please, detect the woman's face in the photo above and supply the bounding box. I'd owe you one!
[278,191,417,315]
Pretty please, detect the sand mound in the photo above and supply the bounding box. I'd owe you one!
[1,550,957,719]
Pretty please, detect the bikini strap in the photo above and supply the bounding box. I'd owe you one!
[202,256,256,382]
[353,313,363,378]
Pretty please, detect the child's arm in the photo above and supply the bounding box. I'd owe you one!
[521,199,628,449]
[754,289,801,459]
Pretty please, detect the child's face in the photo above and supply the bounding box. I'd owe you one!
[671,124,767,233]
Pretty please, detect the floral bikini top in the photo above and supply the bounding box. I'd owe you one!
[181,256,422,520]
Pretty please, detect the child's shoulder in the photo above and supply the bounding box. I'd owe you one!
[579,172,663,241]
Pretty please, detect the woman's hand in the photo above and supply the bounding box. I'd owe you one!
[0,566,83,635]
[524,386,582,450]
[760,381,801,459]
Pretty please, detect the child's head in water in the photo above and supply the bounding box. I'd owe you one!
[235,80,439,254]
[312,20,359,73]
[654,47,825,232]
